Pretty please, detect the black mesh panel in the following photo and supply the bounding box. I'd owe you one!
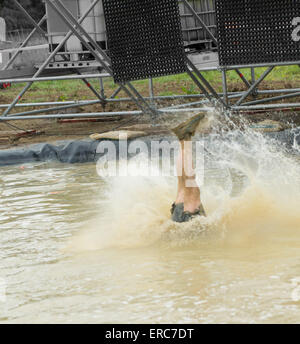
[102,0,186,83]
[216,0,300,66]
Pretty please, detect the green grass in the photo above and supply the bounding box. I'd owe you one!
[5,65,300,104]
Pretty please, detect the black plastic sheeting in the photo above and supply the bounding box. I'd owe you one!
[0,129,300,167]
[267,127,300,148]
[0,137,171,167]
[0,140,99,167]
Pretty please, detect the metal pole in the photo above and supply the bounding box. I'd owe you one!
[7,100,101,118]
[235,69,251,89]
[186,57,226,107]
[250,67,258,97]
[99,77,105,99]
[223,61,297,70]
[0,93,212,109]
[52,0,156,117]
[233,103,300,110]
[251,68,256,84]
[12,0,46,36]
[74,70,106,105]
[2,15,47,71]
[0,73,110,84]
[50,0,158,118]
[222,69,228,105]
[161,92,244,110]
[182,0,217,45]
[0,107,213,121]
[2,87,299,111]
[186,68,214,105]
[1,111,138,121]
[242,90,300,106]
[149,78,155,107]
[235,66,274,106]
[2,0,101,116]
[109,86,122,99]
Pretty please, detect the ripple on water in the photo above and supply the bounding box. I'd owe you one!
[1,132,300,323]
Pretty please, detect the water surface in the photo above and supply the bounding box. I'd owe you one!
[1,127,300,323]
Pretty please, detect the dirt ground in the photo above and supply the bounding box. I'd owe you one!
[1,78,300,150]
[1,109,300,151]
[0,116,173,150]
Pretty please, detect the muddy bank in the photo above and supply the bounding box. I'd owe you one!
[1,109,300,150]
[1,75,300,149]
[0,116,171,150]
[1,128,299,167]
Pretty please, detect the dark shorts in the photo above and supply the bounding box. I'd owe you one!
[170,203,206,223]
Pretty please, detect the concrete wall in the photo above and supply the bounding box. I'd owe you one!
[0,17,8,68]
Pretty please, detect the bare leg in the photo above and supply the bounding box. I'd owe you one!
[171,113,207,220]
[174,142,185,204]
[180,140,203,213]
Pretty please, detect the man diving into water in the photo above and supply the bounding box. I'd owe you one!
[170,113,207,223]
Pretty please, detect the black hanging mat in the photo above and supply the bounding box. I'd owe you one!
[216,0,300,66]
[102,0,186,83]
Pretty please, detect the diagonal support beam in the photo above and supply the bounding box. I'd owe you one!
[242,90,300,106]
[234,69,251,89]
[186,57,227,108]
[2,0,101,116]
[235,66,274,106]
[74,69,107,106]
[2,15,47,71]
[182,0,217,45]
[109,86,122,99]
[50,0,158,118]
[6,100,101,118]
[12,0,46,36]
[186,68,215,106]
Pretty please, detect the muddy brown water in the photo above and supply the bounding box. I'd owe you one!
[1,149,300,323]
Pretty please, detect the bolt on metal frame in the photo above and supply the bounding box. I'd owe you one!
[1,0,300,123]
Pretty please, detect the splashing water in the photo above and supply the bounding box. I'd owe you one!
[3,111,300,323]
[68,110,300,252]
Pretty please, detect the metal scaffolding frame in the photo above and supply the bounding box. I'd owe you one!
[1,0,300,122]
